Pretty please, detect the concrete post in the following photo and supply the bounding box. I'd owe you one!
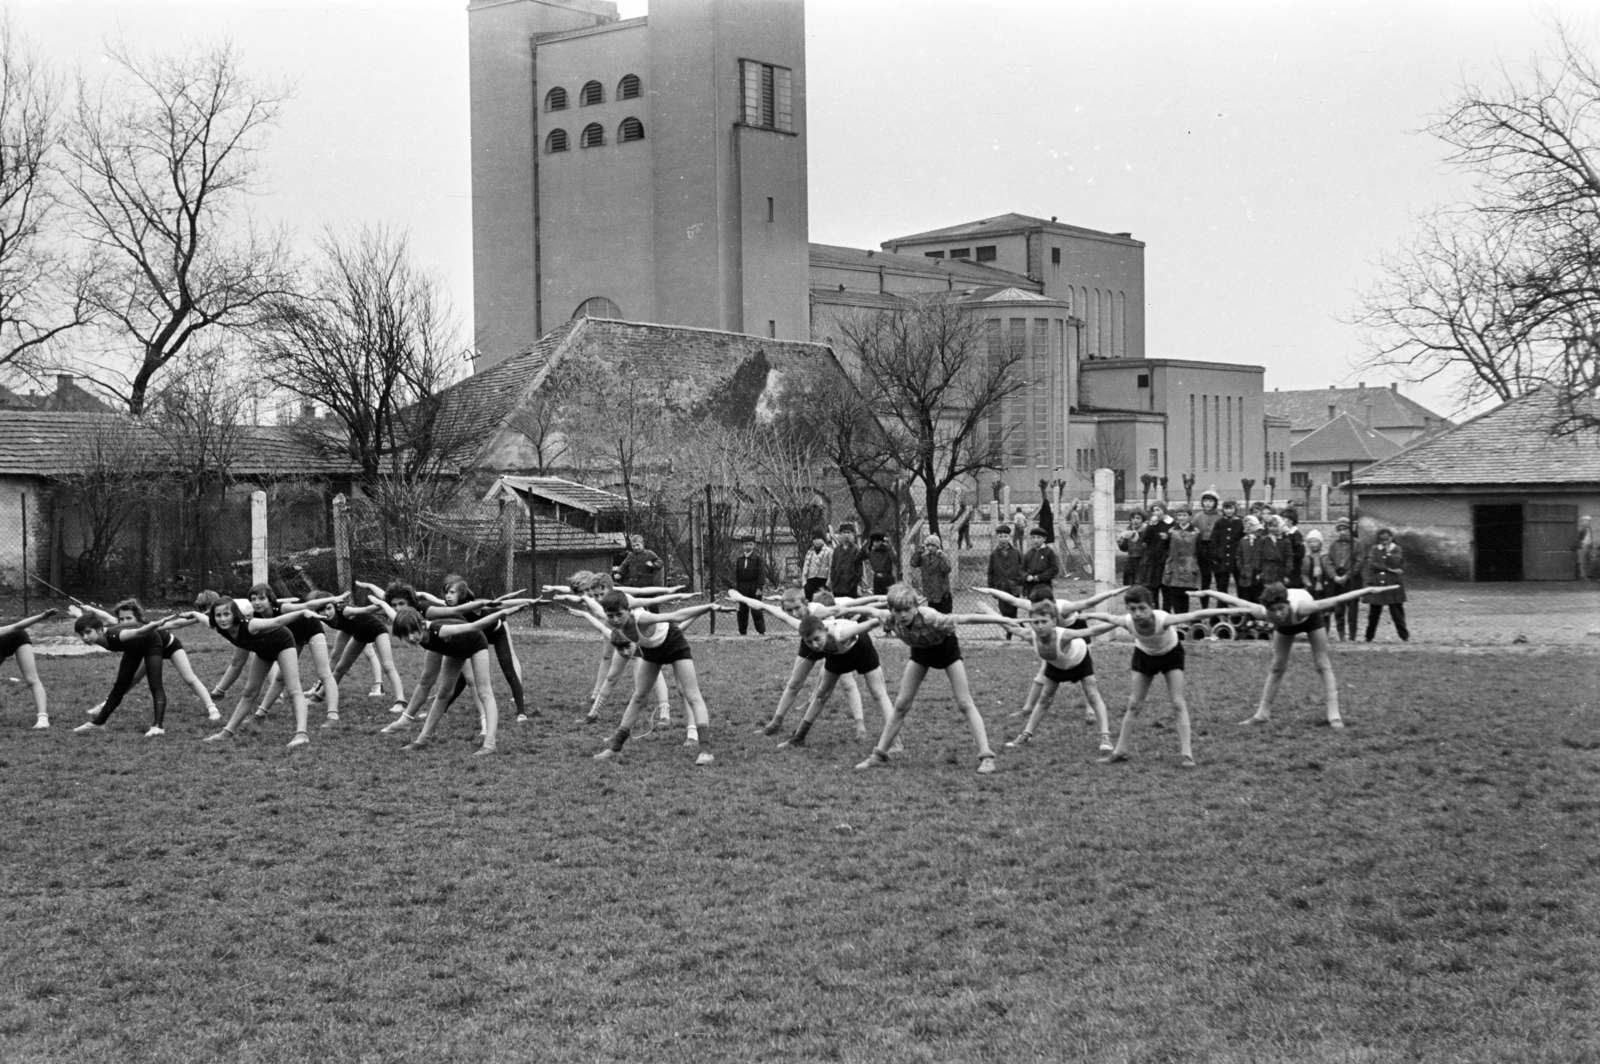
[1318,483,1329,523]
[250,490,268,586]
[332,494,350,591]
[500,496,516,595]
[1093,468,1115,592]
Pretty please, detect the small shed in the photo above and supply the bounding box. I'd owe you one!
[1350,390,1600,581]
[485,475,630,588]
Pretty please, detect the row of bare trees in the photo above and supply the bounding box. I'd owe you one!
[1356,23,1600,432]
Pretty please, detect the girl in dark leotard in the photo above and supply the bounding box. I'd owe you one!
[248,585,347,728]
[389,600,533,755]
[72,612,170,737]
[77,598,220,723]
[166,598,321,748]
[422,578,533,723]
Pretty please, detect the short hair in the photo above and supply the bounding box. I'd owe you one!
[193,590,224,611]
[837,522,856,534]
[391,606,426,640]
[1222,499,1238,510]
[385,581,418,607]
[1128,510,1147,521]
[742,535,756,544]
[798,614,827,641]
[113,597,145,621]
[1027,585,1056,604]
[1029,526,1047,537]
[812,589,837,607]
[780,587,807,610]
[995,523,1011,535]
[73,614,104,635]
[247,584,279,613]
[445,578,475,602]
[566,570,610,595]
[598,590,631,614]
[1259,583,1289,607]
[1172,506,1192,516]
[1281,508,1299,524]
[1376,527,1395,539]
[885,583,921,610]
[1028,597,1060,620]
[306,588,333,605]
[1124,585,1154,606]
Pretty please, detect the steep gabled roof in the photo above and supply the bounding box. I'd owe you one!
[1351,389,1600,487]
[1265,386,1450,434]
[487,475,629,514]
[881,212,1143,248]
[1291,413,1405,465]
[429,317,583,448]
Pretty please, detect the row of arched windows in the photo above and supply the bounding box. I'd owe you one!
[547,118,644,152]
[546,74,641,112]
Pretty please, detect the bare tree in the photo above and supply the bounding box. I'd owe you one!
[0,19,92,376]
[64,40,293,413]
[57,416,157,591]
[835,298,1027,535]
[1358,24,1600,432]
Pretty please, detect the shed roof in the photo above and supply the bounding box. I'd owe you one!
[1350,389,1600,487]
[487,475,630,514]
[1291,413,1405,465]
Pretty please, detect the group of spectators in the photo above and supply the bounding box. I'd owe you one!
[1115,491,1408,641]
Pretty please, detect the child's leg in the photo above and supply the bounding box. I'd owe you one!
[1164,670,1194,761]
[672,659,710,734]
[412,657,465,743]
[329,634,361,684]
[652,668,671,722]
[762,656,819,733]
[87,650,145,727]
[383,651,440,731]
[1020,678,1056,736]
[1306,628,1343,725]
[168,650,219,718]
[867,661,929,759]
[16,646,47,723]
[592,643,614,700]
[945,661,995,761]
[273,648,310,739]
[839,671,864,726]
[1104,672,1155,760]
[588,651,633,719]
[862,668,896,733]
[489,626,528,717]
[600,661,662,753]
[215,657,274,735]
[1242,632,1295,724]
[1365,603,1381,641]
[1080,676,1112,747]
[364,642,382,686]
[781,669,842,745]
[371,635,406,707]
[468,650,499,751]
[307,636,338,722]
[142,645,168,729]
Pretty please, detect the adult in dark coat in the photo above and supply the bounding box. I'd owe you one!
[733,537,768,635]
[828,523,869,598]
[986,525,1026,638]
[1281,508,1306,589]
[1362,528,1409,641]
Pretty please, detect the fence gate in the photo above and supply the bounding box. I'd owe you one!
[1524,503,1579,581]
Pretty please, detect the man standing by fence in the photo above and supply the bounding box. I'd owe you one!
[911,533,954,613]
[616,534,662,587]
[733,536,768,635]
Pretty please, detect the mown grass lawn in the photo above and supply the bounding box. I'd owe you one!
[2,636,1598,1063]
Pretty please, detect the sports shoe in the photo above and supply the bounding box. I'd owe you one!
[854,750,889,770]
[593,747,618,761]
[388,701,407,715]
[403,736,430,752]
[1179,753,1196,769]
[1098,733,1114,754]
[474,744,497,756]
[286,731,310,749]
[379,716,413,735]
[695,751,715,766]
[320,714,339,729]
[86,702,104,717]
[757,717,784,736]
[32,716,49,730]
[888,738,905,755]
[1084,711,1097,725]
[144,726,166,738]
[73,721,104,734]
[516,714,529,723]
[206,705,222,721]
[776,732,806,750]
[368,683,384,698]
[252,709,269,721]
[202,729,234,743]
[977,755,997,775]
[1005,731,1033,748]
[683,734,699,748]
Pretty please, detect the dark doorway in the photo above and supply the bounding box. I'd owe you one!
[1525,503,1579,580]
[1113,469,1126,504]
[1474,504,1523,581]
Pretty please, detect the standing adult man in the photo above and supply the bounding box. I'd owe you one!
[865,532,898,595]
[1022,526,1060,598]
[911,534,954,613]
[829,523,869,598]
[733,536,768,635]
[985,524,1025,639]
[615,534,662,587]
[800,534,832,601]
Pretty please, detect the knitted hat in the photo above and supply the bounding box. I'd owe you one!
[1244,516,1263,532]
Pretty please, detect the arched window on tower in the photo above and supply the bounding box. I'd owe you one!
[618,74,642,100]
[581,80,604,106]
[545,86,567,111]
[581,123,605,148]
[546,128,569,153]
[573,297,622,320]
[618,117,645,142]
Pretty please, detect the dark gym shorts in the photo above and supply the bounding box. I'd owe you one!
[1276,614,1323,637]
[0,628,30,661]
[797,641,827,662]
[908,634,962,670]
[287,614,326,649]
[1043,651,1094,685]
[159,632,185,659]
[639,624,693,666]
[1130,643,1186,676]
[824,633,881,676]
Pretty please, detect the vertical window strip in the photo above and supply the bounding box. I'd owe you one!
[1189,394,1196,474]
[1033,318,1049,465]
[987,319,1004,455]
[1010,318,1028,464]
[1202,394,1209,471]
[775,67,792,130]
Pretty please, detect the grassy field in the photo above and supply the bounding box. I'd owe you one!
[2,633,1597,1063]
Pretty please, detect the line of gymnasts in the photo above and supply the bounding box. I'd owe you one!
[4,569,1388,771]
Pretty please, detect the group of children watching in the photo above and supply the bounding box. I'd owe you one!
[1117,493,1408,642]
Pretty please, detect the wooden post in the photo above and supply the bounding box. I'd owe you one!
[20,491,29,614]
[332,494,350,592]
[1093,469,1115,593]
[251,490,268,586]
[50,510,62,593]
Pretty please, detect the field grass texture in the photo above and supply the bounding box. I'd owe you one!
[2,634,1597,1063]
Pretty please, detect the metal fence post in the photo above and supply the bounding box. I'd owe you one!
[251,490,269,586]
[332,494,350,592]
[1093,468,1115,593]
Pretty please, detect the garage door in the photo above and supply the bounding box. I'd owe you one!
[1524,503,1579,580]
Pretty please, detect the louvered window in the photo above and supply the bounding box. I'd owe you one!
[739,60,792,132]
[619,117,645,142]
[546,128,569,153]
[581,123,605,148]
[546,87,567,111]
[618,74,642,99]
[581,81,604,106]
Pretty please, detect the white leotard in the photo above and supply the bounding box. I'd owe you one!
[624,607,669,649]
[1128,611,1179,655]
[1034,627,1088,670]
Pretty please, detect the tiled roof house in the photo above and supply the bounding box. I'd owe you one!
[1266,383,1451,446]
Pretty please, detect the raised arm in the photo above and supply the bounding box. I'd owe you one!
[439,601,533,637]
[352,598,396,622]
[973,586,1029,609]
[615,584,686,595]
[246,608,318,633]
[297,590,351,612]
[1307,586,1382,612]
[627,591,693,608]
[633,601,724,627]
[109,617,166,643]
[160,610,207,631]
[355,580,389,601]
[827,616,883,641]
[78,603,120,625]
[949,612,1028,628]
[1059,586,1127,614]
[1193,589,1262,615]
[564,606,613,638]
[416,591,447,607]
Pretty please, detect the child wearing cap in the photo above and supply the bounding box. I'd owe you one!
[1326,520,1361,640]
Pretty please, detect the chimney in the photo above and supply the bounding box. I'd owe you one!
[301,401,314,421]
[1390,382,1398,392]
[1357,382,1365,390]
[56,373,74,394]
[1363,403,1374,428]
[1328,403,1337,421]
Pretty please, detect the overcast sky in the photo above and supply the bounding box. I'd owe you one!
[15,0,1596,417]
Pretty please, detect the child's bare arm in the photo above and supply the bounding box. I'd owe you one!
[564,607,612,637]
[355,580,389,600]
[1166,606,1252,626]
[973,586,1028,609]
[0,608,59,635]
[1194,589,1255,610]
[1059,586,1126,613]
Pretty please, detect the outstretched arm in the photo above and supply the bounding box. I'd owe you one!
[564,606,613,638]
[615,584,685,595]
[949,612,1028,628]
[972,586,1028,609]
[0,608,59,636]
[633,602,725,627]
[1058,586,1127,613]
[438,602,534,638]
[725,590,800,630]
[1307,586,1382,612]
[77,603,120,625]
[297,591,351,612]
[109,618,166,643]
[246,609,318,633]
[827,616,882,641]
[1081,611,1126,626]
[1166,606,1252,627]
[356,580,389,601]
[160,610,207,631]
[627,591,693,608]
[358,599,397,623]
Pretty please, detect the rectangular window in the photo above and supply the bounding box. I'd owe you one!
[976,245,997,263]
[948,248,971,260]
[740,61,793,131]
[767,320,776,338]
[923,250,945,259]
[1149,447,1160,472]
[1291,471,1309,489]
[1332,469,1351,486]
[1009,318,1028,464]
[1051,247,1061,266]
[1226,397,1233,471]
[1189,395,1196,472]
[1137,373,1150,388]
[1032,318,1049,465]
[1202,394,1210,471]
[766,197,774,223]
[986,319,1004,455]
